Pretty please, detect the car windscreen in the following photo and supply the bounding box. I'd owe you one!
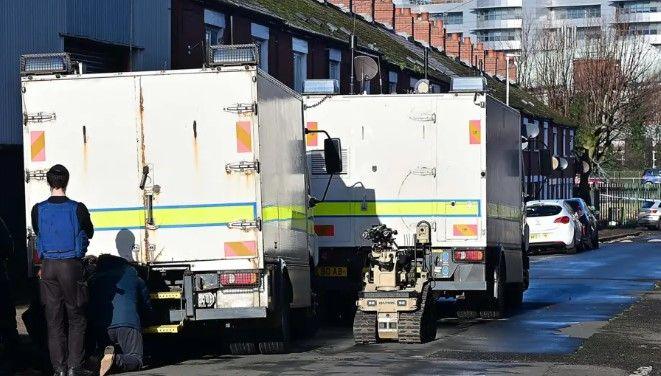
[526,205,562,217]
[641,201,655,209]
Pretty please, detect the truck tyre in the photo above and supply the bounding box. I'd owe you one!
[229,342,257,355]
[505,284,524,309]
[292,293,319,339]
[479,262,506,320]
[259,269,291,354]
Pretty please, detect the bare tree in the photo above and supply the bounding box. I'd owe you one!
[519,15,661,196]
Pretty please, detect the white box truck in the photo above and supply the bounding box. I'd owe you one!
[20,48,340,354]
[305,84,529,343]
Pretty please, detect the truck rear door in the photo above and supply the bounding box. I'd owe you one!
[22,76,144,258]
[137,70,260,265]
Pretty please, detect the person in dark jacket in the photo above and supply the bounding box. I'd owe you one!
[90,254,152,375]
[0,216,18,374]
[32,164,94,376]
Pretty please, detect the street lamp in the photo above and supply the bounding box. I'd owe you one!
[505,53,520,107]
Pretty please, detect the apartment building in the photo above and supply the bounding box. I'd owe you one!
[401,0,660,51]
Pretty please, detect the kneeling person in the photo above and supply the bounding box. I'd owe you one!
[89,255,151,375]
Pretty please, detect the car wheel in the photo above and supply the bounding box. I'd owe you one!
[593,231,600,249]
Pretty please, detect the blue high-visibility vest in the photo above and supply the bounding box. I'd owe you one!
[36,199,89,259]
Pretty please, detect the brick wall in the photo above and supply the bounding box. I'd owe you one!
[430,19,445,51]
[352,0,373,20]
[394,7,414,37]
[459,37,473,66]
[413,12,431,46]
[445,33,460,58]
[472,42,485,71]
[374,0,394,28]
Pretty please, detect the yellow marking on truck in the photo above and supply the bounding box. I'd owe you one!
[224,241,257,257]
[30,131,46,162]
[143,325,181,334]
[150,291,182,300]
[236,121,252,153]
[90,203,256,231]
[313,200,480,218]
[262,205,310,232]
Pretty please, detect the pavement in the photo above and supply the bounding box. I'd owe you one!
[12,231,661,376]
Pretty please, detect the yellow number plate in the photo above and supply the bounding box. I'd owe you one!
[316,266,348,277]
[530,233,549,240]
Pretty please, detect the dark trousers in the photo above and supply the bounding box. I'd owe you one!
[40,259,87,370]
[98,327,143,372]
[0,260,18,373]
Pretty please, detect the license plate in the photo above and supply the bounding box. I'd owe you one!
[530,233,549,240]
[316,266,348,277]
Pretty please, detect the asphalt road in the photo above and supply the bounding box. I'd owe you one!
[136,233,661,376]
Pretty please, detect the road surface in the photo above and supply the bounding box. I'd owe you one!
[136,233,661,375]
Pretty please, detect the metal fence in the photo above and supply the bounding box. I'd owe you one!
[592,182,661,226]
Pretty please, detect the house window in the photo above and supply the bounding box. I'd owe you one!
[204,9,225,46]
[543,122,549,146]
[293,38,308,92]
[328,48,341,81]
[410,77,418,91]
[569,129,575,152]
[562,128,567,156]
[251,23,269,72]
[553,127,558,155]
[389,71,398,94]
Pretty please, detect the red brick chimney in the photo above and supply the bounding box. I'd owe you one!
[413,12,432,46]
[374,0,395,28]
[484,49,498,76]
[496,51,507,77]
[352,0,374,21]
[445,33,460,58]
[394,7,414,37]
[459,36,473,66]
[472,42,485,71]
[430,19,445,51]
[327,0,351,10]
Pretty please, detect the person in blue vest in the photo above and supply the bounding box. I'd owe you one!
[90,253,152,376]
[31,164,94,376]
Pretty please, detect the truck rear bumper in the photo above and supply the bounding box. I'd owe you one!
[430,263,487,292]
[169,307,267,322]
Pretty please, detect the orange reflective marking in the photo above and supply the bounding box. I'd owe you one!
[236,121,252,153]
[224,241,257,257]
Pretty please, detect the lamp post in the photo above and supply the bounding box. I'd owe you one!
[505,53,520,107]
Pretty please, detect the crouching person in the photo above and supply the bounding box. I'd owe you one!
[89,254,152,375]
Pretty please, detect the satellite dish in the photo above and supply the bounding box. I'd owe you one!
[551,156,560,171]
[354,55,379,93]
[558,157,568,170]
[525,123,540,139]
[582,161,590,174]
[414,79,431,94]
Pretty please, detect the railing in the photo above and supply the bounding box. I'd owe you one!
[592,182,661,226]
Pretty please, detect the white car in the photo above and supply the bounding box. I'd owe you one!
[638,200,661,230]
[526,200,583,254]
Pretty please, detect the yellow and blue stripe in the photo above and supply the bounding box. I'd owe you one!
[313,199,480,218]
[90,202,257,231]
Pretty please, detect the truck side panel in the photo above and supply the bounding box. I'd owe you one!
[256,72,310,308]
[485,97,523,249]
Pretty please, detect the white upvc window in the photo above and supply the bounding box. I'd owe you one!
[388,71,398,94]
[410,77,418,91]
[569,129,575,153]
[204,9,226,46]
[251,23,269,72]
[293,37,308,92]
[553,127,558,155]
[562,128,567,156]
[543,121,549,146]
[328,48,341,81]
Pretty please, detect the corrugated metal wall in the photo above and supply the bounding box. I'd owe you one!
[0,0,171,145]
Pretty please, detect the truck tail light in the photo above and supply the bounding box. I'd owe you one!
[554,216,570,224]
[220,272,259,287]
[453,249,484,262]
[652,210,658,214]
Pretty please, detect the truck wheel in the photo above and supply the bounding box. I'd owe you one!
[505,284,524,310]
[229,342,257,355]
[292,294,319,339]
[259,269,291,354]
[479,263,506,320]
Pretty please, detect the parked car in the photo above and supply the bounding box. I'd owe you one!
[642,169,661,186]
[637,200,661,230]
[526,200,584,254]
[564,198,599,250]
